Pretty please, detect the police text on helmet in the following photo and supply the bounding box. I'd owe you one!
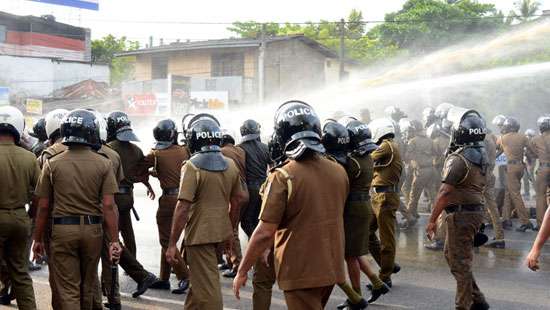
[197,131,222,139]
[468,128,487,135]
[64,116,84,125]
[283,107,316,120]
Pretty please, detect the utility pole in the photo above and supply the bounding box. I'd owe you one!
[258,23,266,104]
[339,18,346,81]
[149,36,154,48]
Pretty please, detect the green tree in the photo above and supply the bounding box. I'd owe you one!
[372,0,507,53]
[91,35,139,86]
[513,0,541,22]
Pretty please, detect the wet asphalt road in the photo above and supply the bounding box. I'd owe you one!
[4,185,550,310]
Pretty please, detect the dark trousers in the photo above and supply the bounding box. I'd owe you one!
[115,193,137,257]
[241,185,261,237]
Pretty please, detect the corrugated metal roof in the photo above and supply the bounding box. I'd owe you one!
[115,35,341,59]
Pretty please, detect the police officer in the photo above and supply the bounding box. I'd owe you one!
[220,129,248,278]
[483,129,506,249]
[33,109,121,310]
[233,101,348,309]
[93,113,157,310]
[426,109,490,310]
[368,118,403,287]
[29,117,48,157]
[237,118,275,309]
[405,120,437,225]
[528,116,550,228]
[492,115,508,218]
[107,111,154,257]
[166,114,247,309]
[523,129,537,200]
[497,117,535,232]
[140,119,190,293]
[0,106,39,309]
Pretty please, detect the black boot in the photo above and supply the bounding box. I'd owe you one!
[393,263,401,274]
[337,298,368,309]
[368,283,390,303]
[471,300,490,310]
[132,272,157,298]
[424,240,444,251]
[485,239,505,249]
[171,279,189,295]
[502,220,513,230]
[516,222,535,232]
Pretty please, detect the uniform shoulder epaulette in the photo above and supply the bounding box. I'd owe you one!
[95,149,110,160]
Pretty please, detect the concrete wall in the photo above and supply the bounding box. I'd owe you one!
[0,54,109,97]
[134,54,152,81]
[263,39,327,103]
[168,50,211,78]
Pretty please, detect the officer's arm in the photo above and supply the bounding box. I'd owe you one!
[102,195,119,243]
[168,199,191,248]
[237,221,277,277]
[428,183,454,225]
[229,178,249,230]
[370,141,389,162]
[33,197,50,242]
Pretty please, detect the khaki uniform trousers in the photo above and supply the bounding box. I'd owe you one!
[283,285,334,310]
[535,167,550,227]
[252,250,276,310]
[115,193,137,257]
[502,164,530,225]
[371,192,399,282]
[400,166,413,206]
[444,211,486,310]
[50,221,102,310]
[158,195,189,281]
[0,208,36,310]
[184,243,223,310]
[484,169,504,240]
[407,167,436,218]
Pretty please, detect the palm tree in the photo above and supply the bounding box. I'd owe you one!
[513,0,541,22]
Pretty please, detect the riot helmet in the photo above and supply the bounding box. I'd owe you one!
[346,120,377,155]
[422,107,436,127]
[186,114,222,154]
[384,106,407,122]
[450,111,487,146]
[221,129,236,146]
[271,100,324,161]
[369,118,396,145]
[410,119,424,135]
[524,128,536,138]
[537,116,550,133]
[92,111,108,144]
[106,111,139,142]
[240,119,261,142]
[31,118,48,142]
[491,115,506,128]
[435,103,454,120]
[153,119,178,150]
[338,115,358,128]
[502,117,520,134]
[60,109,100,148]
[45,109,69,141]
[321,121,349,165]
[0,106,25,144]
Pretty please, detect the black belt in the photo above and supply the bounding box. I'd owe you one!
[117,186,133,194]
[347,191,371,202]
[53,215,102,225]
[445,204,483,213]
[373,185,398,193]
[507,160,523,165]
[163,188,179,196]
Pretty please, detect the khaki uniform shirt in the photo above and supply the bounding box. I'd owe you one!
[371,139,403,187]
[221,144,247,182]
[259,155,348,291]
[528,132,550,164]
[178,157,243,246]
[98,145,125,183]
[38,141,67,169]
[107,140,147,188]
[0,142,41,209]
[142,145,190,189]
[497,132,527,162]
[345,154,373,193]
[407,134,435,169]
[442,149,486,205]
[35,146,119,217]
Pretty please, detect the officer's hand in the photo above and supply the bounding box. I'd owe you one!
[147,188,156,200]
[109,242,122,264]
[32,241,44,262]
[426,222,437,241]
[165,245,180,266]
[526,249,540,271]
[233,271,248,300]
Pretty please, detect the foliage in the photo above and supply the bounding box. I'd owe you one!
[91,35,140,86]
[512,0,541,22]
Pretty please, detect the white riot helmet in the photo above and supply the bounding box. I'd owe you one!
[524,128,536,138]
[93,112,108,143]
[0,106,25,144]
[435,103,454,120]
[398,118,412,133]
[45,109,69,140]
[369,118,396,144]
[491,115,506,127]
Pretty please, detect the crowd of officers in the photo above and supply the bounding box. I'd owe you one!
[0,99,548,310]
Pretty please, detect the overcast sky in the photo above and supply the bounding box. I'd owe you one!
[1,0,547,45]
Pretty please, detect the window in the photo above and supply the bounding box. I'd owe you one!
[211,53,244,77]
[151,56,168,79]
[0,25,6,43]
